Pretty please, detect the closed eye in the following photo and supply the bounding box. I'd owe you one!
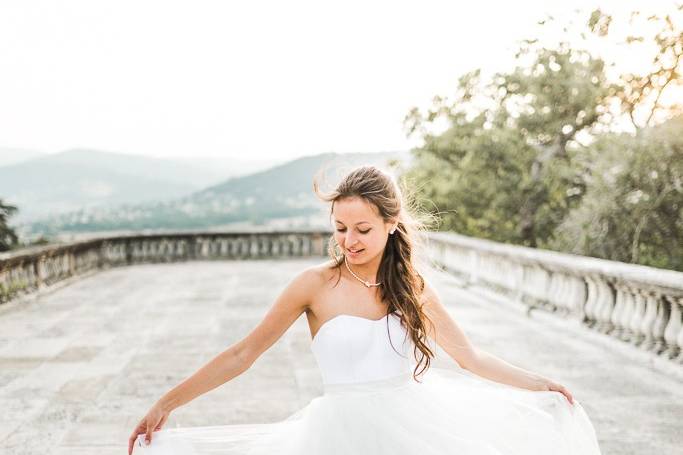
[335,228,371,234]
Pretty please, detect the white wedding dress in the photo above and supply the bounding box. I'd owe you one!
[135,311,602,454]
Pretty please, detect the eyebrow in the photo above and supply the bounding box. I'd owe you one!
[334,220,372,226]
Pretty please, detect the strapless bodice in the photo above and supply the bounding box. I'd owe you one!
[310,312,416,385]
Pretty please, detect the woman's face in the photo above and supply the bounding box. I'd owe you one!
[332,196,395,265]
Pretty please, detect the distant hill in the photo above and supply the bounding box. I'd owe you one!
[165,156,282,182]
[0,148,274,223]
[17,151,410,239]
[0,148,45,167]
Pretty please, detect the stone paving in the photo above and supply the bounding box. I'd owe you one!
[0,259,681,454]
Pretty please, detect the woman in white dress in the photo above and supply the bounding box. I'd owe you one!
[128,165,602,455]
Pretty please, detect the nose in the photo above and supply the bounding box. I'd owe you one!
[344,231,359,248]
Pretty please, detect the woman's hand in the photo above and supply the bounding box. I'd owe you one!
[532,376,575,405]
[127,403,170,454]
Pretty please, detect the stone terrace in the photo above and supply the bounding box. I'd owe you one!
[1,259,681,454]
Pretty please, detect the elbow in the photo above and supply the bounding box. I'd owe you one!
[235,342,257,370]
[457,348,482,373]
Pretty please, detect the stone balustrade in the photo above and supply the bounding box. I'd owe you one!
[2,229,682,366]
[0,230,331,304]
[426,231,683,364]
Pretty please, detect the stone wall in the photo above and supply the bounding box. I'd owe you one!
[0,231,332,304]
[3,229,682,366]
[426,231,683,365]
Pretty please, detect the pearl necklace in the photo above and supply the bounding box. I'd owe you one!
[344,255,381,287]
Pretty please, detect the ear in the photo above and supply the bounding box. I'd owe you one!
[388,220,399,235]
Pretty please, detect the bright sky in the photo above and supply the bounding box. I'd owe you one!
[0,0,675,161]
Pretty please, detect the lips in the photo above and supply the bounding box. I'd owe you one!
[347,248,364,254]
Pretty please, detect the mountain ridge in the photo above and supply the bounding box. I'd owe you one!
[14,150,410,240]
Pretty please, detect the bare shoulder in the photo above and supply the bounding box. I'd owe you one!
[303,258,336,274]
[304,259,340,284]
[235,259,337,365]
[288,259,338,302]
[420,275,441,306]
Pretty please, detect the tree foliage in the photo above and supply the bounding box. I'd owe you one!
[404,5,683,270]
[550,116,683,269]
[405,41,610,247]
[0,199,19,252]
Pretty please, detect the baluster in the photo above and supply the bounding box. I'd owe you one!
[609,285,626,337]
[639,291,660,350]
[591,277,614,332]
[619,285,636,341]
[650,297,669,355]
[583,275,598,326]
[628,289,648,346]
[675,296,683,364]
[663,295,682,359]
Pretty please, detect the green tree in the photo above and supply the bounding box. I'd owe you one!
[405,45,611,247]
[545,6,683,270]
[0,199,19,252]
[404,5,683,270]
[549,116,683,270]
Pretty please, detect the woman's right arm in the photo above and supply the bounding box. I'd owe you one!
[159,266,318,410]
[128,267,319,453]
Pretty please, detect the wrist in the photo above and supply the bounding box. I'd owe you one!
[527,374,550,391]
[156,395,178,413]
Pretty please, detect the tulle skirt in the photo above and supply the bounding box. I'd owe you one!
[134,366,602,454]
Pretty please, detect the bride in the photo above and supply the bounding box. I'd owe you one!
[128,165,602,454]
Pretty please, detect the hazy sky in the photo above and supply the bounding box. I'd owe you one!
[0,1,674,161]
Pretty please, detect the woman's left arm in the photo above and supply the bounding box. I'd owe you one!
[465,348,574,404]
[421,280,574,404]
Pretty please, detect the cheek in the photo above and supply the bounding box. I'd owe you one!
[366,232,384,249]
[333,232,345,246]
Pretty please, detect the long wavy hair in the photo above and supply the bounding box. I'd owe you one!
[313,165,436,382]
